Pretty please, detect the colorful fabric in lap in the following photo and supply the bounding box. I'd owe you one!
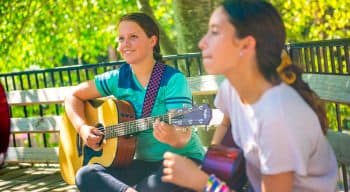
[0,83,10,165]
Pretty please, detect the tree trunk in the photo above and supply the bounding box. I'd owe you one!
[173,0,216,53]
[173,0,219,111]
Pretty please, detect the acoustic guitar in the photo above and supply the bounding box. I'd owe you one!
[202,145,247,191]
[59,97,212,184]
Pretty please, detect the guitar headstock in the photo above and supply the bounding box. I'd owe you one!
[171,104,212,126]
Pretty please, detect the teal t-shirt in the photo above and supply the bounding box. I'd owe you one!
[94,63,205,161]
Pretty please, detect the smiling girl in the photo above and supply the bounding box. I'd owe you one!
[64,12,204,192]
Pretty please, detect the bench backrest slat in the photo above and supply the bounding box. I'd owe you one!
[6,147,58,163]
[7,87,75,106]
[302,74,350,104]
[327,130,350,165]
[188,75,224,96]
[11,116,61,133]
[12,74,347,105]
[6,75,225,106]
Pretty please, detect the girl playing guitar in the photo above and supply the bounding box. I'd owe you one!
[162,1,338,192]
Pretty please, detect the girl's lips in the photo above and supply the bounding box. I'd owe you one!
[122,50,134,56]
[202,56,213,62]
[202,55,212,59]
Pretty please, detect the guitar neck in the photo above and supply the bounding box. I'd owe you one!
[104,113,171,139]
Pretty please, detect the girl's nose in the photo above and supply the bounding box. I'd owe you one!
[198,34,207,50]
[117,39,131,51]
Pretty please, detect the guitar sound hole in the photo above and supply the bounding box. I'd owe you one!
[120,113,134,119]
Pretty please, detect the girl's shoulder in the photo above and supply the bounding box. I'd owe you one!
[255,83,320,131]
[161,65,187,85]
[256,83,305,109]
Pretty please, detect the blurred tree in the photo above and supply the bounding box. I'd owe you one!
[173,0,215,53]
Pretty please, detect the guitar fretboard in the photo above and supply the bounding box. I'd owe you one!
[103,114,170,139]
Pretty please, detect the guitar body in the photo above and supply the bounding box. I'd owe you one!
[59,98,212,185]
[59,98,136,184]
[202,145,247,191]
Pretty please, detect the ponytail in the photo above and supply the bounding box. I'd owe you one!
[153,44,164,63]
[278,53,328,135]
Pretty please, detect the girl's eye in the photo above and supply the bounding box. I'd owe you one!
[117,37,124,43]
[130,35,138,39]
[209,26,219,35]
[210,29,219,35]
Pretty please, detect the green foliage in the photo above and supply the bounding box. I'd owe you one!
[2,0,349,73]
[150,0,175,40]
[271,0,350,42]
[327,103,350,131]
[0,0,137,72]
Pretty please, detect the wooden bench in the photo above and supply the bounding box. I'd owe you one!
[5,75,225,164]
[4,73,350,191]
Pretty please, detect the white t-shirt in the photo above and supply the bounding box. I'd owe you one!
[214,80,338,192]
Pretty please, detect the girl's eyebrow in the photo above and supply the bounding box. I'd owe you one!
[118,32,138,36]
[209,23,220,28]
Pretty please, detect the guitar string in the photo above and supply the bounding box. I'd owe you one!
[99,107,199,139]
[106,115,170,138]
[103,114,170,139]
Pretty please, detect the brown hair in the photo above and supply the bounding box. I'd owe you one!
[222,0,327,134]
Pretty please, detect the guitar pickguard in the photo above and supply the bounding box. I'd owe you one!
[82,146,103,166]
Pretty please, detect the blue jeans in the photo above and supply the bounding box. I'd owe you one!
[76,159,200,192]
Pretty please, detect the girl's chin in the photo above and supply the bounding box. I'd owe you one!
[203,64,218,75]
[204,68,220,75]
[124,58,137,64]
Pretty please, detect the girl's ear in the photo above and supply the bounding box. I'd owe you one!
[240,35,256,53]
[237,35,256,57]
[150,35,158,48]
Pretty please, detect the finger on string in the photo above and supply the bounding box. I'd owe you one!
[163,151,174,159]
[155,124,164,134]
[163,159,171,167]
[160,121,166,127]
[161,175,172,182]
[95,142,102,147]
[154,118,160,125]
[92,128,104,136]
[163,167,172,175]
